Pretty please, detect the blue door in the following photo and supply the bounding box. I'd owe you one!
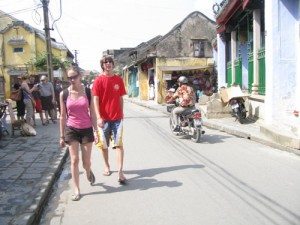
[129,68,139,97]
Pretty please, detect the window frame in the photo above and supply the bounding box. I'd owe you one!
[191,39,205,58]
[13,47,24,53]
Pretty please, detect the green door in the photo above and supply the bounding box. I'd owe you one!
[258,48,265,95]
[234,57,242,87]
[248,52,253,93]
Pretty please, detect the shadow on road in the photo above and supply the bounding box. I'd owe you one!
[83,164,204,195]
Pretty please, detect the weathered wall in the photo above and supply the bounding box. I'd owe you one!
[156,12,216,58]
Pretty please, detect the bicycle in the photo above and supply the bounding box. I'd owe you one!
[0,101,9,140]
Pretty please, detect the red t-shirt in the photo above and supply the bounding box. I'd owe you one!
[92,74,126,121]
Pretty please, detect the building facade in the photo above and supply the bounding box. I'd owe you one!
[214,0,300,142]
[115,11,217,104]
[0,18,72,100]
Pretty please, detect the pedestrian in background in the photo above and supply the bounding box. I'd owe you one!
[92,55,127,184]
[13,77,25,121]
[28,75,44,126]
[59,65,98,201]
[54,78,63,118]
[39,75,56,124]
[20,75,36,126]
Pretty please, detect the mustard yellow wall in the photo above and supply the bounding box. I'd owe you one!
[123,69,129,94]
[0,35,4,65]
[2,26,36,97]
[155,57,211,103]
[36,36,67,59]
[139,68,148,100]
[4,27,36,66]
[1,26,69,98]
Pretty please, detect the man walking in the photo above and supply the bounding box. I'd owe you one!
[38,75,56,124]
[92,56,127,184]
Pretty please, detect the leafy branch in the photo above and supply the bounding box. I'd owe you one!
[26,53,72,71]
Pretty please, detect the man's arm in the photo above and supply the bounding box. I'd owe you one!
[93,95,104,128]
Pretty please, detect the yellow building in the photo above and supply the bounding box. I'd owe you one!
[0,20,73,100]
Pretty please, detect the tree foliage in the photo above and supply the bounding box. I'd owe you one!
[27,53,72,71]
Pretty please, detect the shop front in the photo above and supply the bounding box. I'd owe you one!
[161,66,217,103]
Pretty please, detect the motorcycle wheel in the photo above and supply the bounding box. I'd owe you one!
[190,127,201,143]
[237,111,244,124]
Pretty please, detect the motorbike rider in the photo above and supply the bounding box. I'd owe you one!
[167,76,196,132]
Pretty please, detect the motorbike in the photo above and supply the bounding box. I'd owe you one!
[228,97,247,124]
[167,103,204,143]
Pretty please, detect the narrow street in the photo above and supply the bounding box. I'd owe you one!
[40,101,300,225]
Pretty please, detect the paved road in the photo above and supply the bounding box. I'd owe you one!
[40,102,300,225]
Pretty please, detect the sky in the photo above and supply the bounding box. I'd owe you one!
[0,0,221,70]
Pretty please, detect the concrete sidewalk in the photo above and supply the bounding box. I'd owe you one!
[124,97,300,156]
[0,118,68,225]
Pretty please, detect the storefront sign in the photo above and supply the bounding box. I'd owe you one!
[163,74,172,80]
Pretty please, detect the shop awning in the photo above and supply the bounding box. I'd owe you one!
[159,65,213,72]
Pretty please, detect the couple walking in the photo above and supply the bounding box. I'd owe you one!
[59,56,126,201]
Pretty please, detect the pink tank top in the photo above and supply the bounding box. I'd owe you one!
[66,95,92,129]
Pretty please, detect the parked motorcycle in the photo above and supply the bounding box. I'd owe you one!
[220,85,248,124]
[167,103,204,143]
[228,97,247,124]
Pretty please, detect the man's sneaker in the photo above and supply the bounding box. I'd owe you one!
[173,125,180,132]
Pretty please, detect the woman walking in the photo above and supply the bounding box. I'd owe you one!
[20,75,36,126]
[59,65,98,201]
[13,78,25,121]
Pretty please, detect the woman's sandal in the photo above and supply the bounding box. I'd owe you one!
[102,170,112,176]
[71,193,81,201]
[88,170,95,185]
[118,177,127,185]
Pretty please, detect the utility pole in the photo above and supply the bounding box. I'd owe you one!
[41,0,53,82]
[74,50,79,66]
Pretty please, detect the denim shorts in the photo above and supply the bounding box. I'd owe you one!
[96,120,123,149]
[65,126,94,144]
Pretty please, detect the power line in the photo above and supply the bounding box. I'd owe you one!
[49,11,66,45]
[0,6,42,18]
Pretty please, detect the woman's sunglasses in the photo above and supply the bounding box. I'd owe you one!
[67,74,80,81]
